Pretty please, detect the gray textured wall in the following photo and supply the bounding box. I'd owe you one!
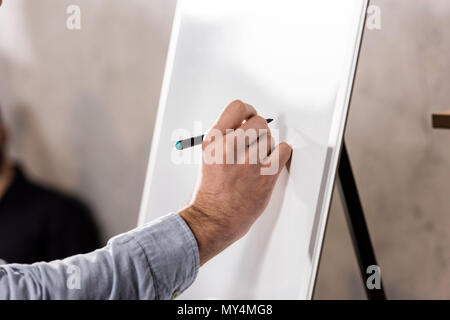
[0,0,177,241]
[0,0,448,299]
[315,0,450,299]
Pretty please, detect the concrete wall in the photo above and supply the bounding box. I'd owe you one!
[0,0,177,241]
[315,0,450,299]
[0,0,449,299]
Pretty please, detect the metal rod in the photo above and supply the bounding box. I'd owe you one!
[338,142,386,300]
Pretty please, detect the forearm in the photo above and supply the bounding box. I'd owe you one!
[0,213,199,300]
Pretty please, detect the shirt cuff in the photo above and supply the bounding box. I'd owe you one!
[129,213,200,300]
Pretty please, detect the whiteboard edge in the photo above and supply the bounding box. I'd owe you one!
[304,0,369,300]
[137,0,183,227]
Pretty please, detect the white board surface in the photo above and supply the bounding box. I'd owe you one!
[138,0,368,299]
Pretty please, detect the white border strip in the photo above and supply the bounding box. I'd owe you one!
[305,0,369,299]
[137,1,183,226]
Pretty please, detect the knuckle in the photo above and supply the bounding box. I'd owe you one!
[254,115,265,125]
[247,115,266,132]
[201,139,209,150]
[229,99,246,112]
[256,116,269,132]
[279,142,292,153]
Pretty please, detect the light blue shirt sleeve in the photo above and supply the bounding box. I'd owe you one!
[0,213,200,300]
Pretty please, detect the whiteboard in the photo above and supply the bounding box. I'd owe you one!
[138,0,368,299]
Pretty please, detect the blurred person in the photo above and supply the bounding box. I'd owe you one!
[0,108,100,264]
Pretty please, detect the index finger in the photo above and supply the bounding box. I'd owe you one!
[212,100,257,134]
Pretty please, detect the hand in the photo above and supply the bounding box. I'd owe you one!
[179,100,292,265]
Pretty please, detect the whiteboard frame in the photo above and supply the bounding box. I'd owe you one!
[305,1,369,298]
[138,0,369,299]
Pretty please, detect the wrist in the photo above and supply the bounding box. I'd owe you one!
[178,204,235,266]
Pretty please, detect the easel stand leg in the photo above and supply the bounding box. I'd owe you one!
[337,142,386,300]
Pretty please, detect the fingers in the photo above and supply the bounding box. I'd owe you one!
[206,99,292,174]
[234,115,270,147]
[212,100,257,134]
[264,142,293,175]
[240,115,269,133]
[278,142,293,166]
[247,131,274,164]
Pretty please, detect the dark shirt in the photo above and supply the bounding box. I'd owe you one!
[0,166,100,264]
